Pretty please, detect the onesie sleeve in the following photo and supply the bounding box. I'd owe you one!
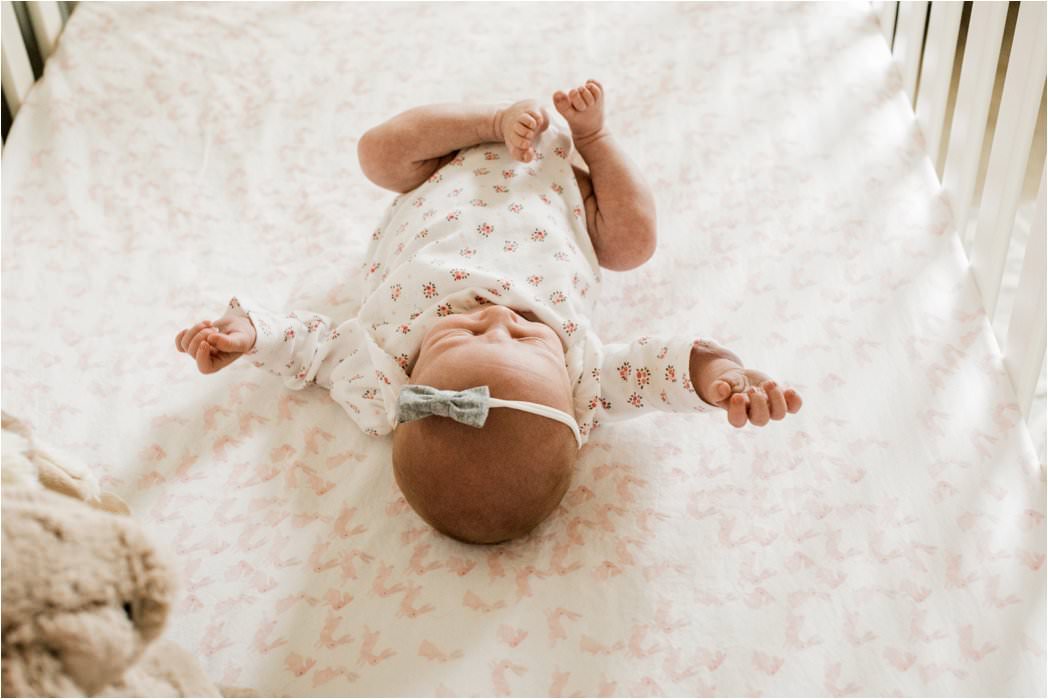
[216,297,404,436]
[596,335,730,421]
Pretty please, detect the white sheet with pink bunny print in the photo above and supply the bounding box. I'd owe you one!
[2,2,1043,696]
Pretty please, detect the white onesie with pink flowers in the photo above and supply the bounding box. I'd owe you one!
[219,115,720,443]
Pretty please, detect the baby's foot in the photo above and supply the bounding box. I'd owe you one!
[553,80,606,146]
[495,99,550,163]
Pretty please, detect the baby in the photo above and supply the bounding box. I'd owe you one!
[175,81,803,544]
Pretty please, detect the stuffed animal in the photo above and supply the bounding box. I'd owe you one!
[1,412,222,697]
[1,413,129,515]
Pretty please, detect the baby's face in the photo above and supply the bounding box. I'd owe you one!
[409,304,573,411]
[393,304,578,543]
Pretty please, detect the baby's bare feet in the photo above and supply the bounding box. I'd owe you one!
[495,99,550,163]
[553,79,606,146]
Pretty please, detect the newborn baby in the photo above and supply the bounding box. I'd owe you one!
[175,81,803,544]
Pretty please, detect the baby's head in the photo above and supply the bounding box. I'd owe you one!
[392,304,578,544]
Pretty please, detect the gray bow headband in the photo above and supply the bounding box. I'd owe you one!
[397,385,492,428]
[396,384,583,447]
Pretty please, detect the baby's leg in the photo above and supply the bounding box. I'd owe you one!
[358,101,550,194]
[554,81,656,271]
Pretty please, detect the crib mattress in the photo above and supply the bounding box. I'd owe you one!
[2,2,1044,696]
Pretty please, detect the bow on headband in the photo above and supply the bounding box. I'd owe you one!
[396,385,492,428]
[395,384,584,447]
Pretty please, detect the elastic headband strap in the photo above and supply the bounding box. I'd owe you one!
[488,396,583,448]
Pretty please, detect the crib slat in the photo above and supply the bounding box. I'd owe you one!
[941,2,1009,248]
[894,1,928,104]
[1005,164,1046,418]
[28,1,64,60]
[1,0,34,117]
[874,1,898,48]
[915,2,963,169]
[969,0,1047,319]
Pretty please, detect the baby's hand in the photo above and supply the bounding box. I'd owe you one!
[690,343,803,428]
[174,315,256,375]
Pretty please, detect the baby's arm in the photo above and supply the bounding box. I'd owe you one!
[554,81,657,272]
[357,100,551,193]
[357,104,501,193]
[596,336,802,429]
[176,298,342,387]
[175,298,403,435]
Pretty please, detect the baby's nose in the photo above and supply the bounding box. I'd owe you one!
[479,304,519,324]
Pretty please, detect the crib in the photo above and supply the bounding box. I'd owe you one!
[3,2,1045,696]
[872,0,1046,457]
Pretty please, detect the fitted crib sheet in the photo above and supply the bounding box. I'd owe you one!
[2,2,1044,696]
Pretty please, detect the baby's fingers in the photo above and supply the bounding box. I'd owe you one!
[711,380,733,403]
[785,389,803,413]
[187,327,218,357]
[195,340,217,374]
[510,146,530,163]
[765,381,787,420]
[747,389,770,427]
[210,330,250,354]
[208,332,234,353]
[727,392,749,428]
[179,321,212,353]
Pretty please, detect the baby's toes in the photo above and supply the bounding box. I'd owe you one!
[785,389,803,413]
[585,79,603,99]
[553,90,572,114]
[581,85,596,107]
[569,88,588,111]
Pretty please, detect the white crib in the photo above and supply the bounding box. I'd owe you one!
[1,1,72,138]
[872,1,1046,447]
[2,3,1045,696]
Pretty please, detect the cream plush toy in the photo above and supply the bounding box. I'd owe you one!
[1,412,222,697]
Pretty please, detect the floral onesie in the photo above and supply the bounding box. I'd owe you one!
[219,116,721,443]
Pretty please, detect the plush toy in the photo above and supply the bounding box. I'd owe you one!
[1,412,222,697]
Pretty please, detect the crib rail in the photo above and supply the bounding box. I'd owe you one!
[873,0,1047,420]
[1,0,74,143]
